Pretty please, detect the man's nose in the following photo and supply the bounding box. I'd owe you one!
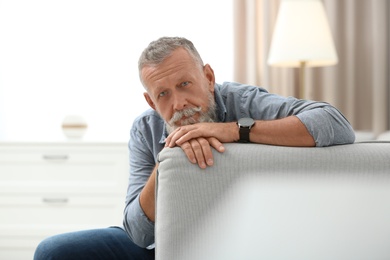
[172,92,188,111]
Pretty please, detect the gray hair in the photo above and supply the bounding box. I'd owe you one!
[138,37,204,86]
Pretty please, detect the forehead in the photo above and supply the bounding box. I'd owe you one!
[141,48,200,86]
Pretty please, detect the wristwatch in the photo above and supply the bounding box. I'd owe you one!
[237,117,255,143]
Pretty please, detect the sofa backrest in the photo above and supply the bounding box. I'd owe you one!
[155,142,390,260]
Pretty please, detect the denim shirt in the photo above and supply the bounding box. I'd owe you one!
[123,81,355,248]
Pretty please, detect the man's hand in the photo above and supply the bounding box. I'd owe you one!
[164,117,315,168]
[175,137,224,169]
[165,122,238,147]
[165,122,236,168]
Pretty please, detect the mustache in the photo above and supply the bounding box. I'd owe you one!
[168,107,202,126]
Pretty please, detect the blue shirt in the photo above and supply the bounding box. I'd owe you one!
[123,81,355,247]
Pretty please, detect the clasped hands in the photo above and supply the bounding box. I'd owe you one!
[164,122,237,169]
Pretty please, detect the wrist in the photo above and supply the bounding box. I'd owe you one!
[229,122,240,142]
[237,118,255,143]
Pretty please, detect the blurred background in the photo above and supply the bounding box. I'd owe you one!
[0,0,389,142]
[0,0,234,141]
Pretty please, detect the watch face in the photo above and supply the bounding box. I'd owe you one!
[238,117,255,127]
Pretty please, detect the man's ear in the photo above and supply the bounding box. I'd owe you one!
[144,92,156,110]
[203,64,215,91]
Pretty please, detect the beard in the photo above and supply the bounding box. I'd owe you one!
[165,93,217,134]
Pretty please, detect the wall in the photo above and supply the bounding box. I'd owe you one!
[0,0,233,141]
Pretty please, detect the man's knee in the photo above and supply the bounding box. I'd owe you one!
[34,235,62,260]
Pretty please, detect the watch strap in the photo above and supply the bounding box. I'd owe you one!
[239,126,251,143]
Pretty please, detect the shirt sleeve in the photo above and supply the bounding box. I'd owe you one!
[222,83,355,147]
[253,92,356,147]
[123,112,164,248]
[295,106,356,147]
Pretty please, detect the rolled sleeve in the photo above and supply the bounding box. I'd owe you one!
[218,82,355,147]
[123,193,155,248]
[296,106,355,147]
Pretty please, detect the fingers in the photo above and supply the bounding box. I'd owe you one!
[180,138,215,169]
[180,141,197,164]
[164,124,226,169]
[164,122,236,148]
[165,126,198,148]
[207,137,225,153]
[164,127,181,148]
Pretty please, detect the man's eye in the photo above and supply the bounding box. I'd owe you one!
[180,81,189,87]
[158,91,167,98]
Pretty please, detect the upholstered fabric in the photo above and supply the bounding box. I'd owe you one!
[155,142,390,260]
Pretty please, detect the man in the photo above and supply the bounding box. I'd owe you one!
[34,37,355,259]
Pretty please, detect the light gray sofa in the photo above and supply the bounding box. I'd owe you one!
[155,142,390,260]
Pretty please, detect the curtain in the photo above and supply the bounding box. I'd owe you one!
[233,0,389,137]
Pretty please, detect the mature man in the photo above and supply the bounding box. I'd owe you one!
[34,37,355,259]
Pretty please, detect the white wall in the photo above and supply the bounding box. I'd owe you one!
[0,0,233,141]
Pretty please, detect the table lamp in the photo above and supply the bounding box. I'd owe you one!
[267,0,338,99]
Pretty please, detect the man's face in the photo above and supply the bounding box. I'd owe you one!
[141,48,216,133]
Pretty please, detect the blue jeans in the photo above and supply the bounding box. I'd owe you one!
[34,227,155,260]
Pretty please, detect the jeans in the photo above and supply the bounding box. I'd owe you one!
[34,227,155,260]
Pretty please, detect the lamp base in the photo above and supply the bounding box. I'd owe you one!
[299,61,306,100]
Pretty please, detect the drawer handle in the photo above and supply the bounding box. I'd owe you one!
[42,155,69,160]
[42,198,69,204]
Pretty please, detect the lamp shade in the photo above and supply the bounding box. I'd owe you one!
[268,0,338,67]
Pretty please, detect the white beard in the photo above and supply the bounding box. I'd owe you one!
[165,93,217,134]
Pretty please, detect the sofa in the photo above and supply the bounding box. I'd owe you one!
[155,142,390,260]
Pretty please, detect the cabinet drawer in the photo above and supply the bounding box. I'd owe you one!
[0,142,129,260]
[0,152,127,181]
[0,144,129,194]
[0,194,124,226]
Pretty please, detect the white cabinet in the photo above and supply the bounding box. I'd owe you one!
[0,142,129,260]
